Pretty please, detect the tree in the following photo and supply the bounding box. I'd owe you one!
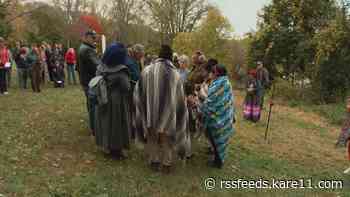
[247,0,336,80]
[52,0,92,24]
[173,8,237,74]
[312,2,350,102]
[146,0,209,44]
[0,0,15,38]
[26,2,66,44]
[249,0,350,103]
[107,0,144,44]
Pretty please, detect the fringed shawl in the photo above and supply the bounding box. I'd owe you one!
[134,58,188,146]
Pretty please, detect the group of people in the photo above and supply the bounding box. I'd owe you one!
[63,34,350,177]
[0,37,79,95]
[78,30,236,173]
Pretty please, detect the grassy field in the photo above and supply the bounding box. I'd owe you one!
[0,83,350,197]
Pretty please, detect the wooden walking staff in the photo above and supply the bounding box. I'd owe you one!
[263,42,274,143]
[264,83,275,143]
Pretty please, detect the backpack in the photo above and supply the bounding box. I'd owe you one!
[88,75,108,105]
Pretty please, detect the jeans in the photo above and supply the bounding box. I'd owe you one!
[67,64,77,84]
[6,68,11,88]
[17,68,29,89]
[84,87,96,133]
[0,68,8,93]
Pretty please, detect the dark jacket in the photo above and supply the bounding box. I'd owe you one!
[78,42,100,88]
[125,56,141,83]
[257,67,270,89]
[15,55,28,69]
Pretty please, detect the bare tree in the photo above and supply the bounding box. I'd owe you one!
[51,0,92,24]
[146,0,209,44]
[106,0,145,43]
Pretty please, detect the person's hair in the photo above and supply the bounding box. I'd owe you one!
[205,58,218,72]
[198,54,206,64]
[214,64,228,77]
[132,44,145,54]
[85,30,97,37]
[195,51,203,56]
[178,55,190,65]
[158,45,173,60]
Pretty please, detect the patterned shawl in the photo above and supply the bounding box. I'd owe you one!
[200,76,235,162]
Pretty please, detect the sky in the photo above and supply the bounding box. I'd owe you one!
[209,0,271,36]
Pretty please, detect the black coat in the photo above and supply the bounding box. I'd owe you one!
[78,42,100,88]
[95,64,131,151]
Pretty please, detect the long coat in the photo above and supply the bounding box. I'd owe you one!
[95,64,131,152]
[134,58,188,152]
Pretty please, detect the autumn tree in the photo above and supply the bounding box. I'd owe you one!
[173,8,240,75]
[146,0,209,44]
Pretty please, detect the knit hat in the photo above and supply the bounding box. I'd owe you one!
[102,42,127,67]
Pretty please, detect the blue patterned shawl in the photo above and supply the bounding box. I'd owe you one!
[200,76,235,163]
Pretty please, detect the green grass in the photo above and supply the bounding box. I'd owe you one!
[271,79,346,126]
[0,84,350,197]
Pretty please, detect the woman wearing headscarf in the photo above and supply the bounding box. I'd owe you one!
[93,43,131,160]
[200,64,235,169]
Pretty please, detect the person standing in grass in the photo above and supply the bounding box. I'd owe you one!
[78,30,101,134]
[256,61,270,109]
[44,43,54,82]
[93,43,131,160]
[336,97,350,174]
[65,48,77,85]
[134,45,188,174]
[0,37,10,95]
[39,44,47,84]
[28,45,42,93]
[200,64,235,169]
[243,69,261,122]
[15,48,29,89]
[126,44,145,140]
[6,43,14,89]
